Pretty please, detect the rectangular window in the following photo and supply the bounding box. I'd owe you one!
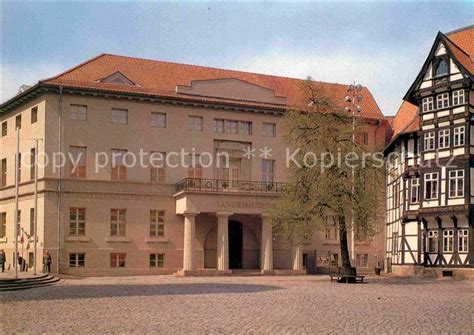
[188,116,203,131]
[31,107,38,124]
[150,152,165,183]
[449,170,464,198]
[110,209,126,237]
[69,208,86,236]
[110,253,126,268]
[111,108,128,125]
[393,181,399,208]
[424,173,438,200]
[453,126,465,146]
[452,90,465,106]
[458,229,468,253]
[262,159,275,183]
[111,149,127,181]
[356,132,369,145]
[69,146,87,178]
[187,154,202,179]
[410,178,420,204]
[424,132,435,151]
[149,253,165,268]
[151,112,166,128]
[422,97,434,112]
[324,216,338,240]
[392,232,398,254]
[239,121,252,135]
[70,105,87,121]
[16,115,21,130]
[1,158,7,188]
[29,208,35,236]
[436,93,449,109]
[1,121,6,137]
[443,230,454,253]
[438,129,450,149]
[30,148,36,180]
[0,212,6,238]
[427,231,438,253]
[355,253,369,267]
[262,122,276,137]
[150,210,165,237]
[226,120,238,134]
[69,253,85,267]
[213,119,224,133]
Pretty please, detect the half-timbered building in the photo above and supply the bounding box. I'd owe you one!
[385,25,474,277]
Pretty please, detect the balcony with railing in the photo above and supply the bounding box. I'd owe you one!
[174,178,286,195]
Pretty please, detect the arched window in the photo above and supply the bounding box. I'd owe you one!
[435,59,448,77]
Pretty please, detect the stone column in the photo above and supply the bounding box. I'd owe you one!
[261,214,273,274]
[217,212,232,272]
[292,238,303,271]
[182,212,198,272]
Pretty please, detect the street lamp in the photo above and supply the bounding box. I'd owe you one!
[345,82,363,265]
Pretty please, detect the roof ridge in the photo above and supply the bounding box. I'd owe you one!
[41,53,109,82]
[100,53,353,88]
[445,24,474,36]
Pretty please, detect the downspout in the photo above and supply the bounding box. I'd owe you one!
[56,86,63,273]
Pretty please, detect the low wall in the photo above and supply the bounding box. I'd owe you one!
[392,265,474,280]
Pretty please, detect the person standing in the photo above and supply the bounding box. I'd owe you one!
[43,250,52,273]
[0,250,5,273]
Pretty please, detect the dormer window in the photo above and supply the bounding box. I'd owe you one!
[99,71,136,86]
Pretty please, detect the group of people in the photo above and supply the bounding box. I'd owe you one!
[0,249,52,273]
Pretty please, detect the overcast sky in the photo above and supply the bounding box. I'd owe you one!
[2,2,472,115]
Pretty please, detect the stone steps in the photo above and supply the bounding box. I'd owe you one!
[0,274,60,291]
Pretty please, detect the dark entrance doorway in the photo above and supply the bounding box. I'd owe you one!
[228,220,243,269]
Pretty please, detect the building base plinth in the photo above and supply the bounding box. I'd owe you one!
[274,269,306,276]
[391,265,474,281]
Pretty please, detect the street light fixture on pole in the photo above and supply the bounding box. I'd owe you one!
[344,82,363,265]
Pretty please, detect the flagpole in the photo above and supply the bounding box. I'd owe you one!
[33,139,39,275]
[14,128,20,279]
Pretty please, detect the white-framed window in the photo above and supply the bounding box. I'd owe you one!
[262,122,276,137]
[70,105,87,121]
[110,253,126,268]
[436,93,449,109]
[110,209,126,237]
[355,253,369,268]
[150,210,165,237]
[452,90,465,106]
[422,97,434,112]
[427,231,438,253]
[458,229,468,253]
[213,119,224,133]
[149,253,164,268]
[424,132,435,151]
[188,115,203,131]
[69,253,85,267]
[443,230,454,253]
[449,169,464,198]
[438,129,450,149]
[410,178,420,204]
[453,126,465,146]
[151,112,166,128]
[111,108,128,125]
[69,208,86,236]
[424,172,438,200]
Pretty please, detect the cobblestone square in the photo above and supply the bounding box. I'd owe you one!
[1,275,473,334]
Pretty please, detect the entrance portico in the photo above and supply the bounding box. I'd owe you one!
[174,178,305,276]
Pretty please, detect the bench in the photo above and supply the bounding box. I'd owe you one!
[329,274,365,283]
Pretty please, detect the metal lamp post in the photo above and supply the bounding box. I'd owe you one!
[344,83,363,265]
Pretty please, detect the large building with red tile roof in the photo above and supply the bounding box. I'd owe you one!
[384,25,474,277]
[0,52,389,276]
